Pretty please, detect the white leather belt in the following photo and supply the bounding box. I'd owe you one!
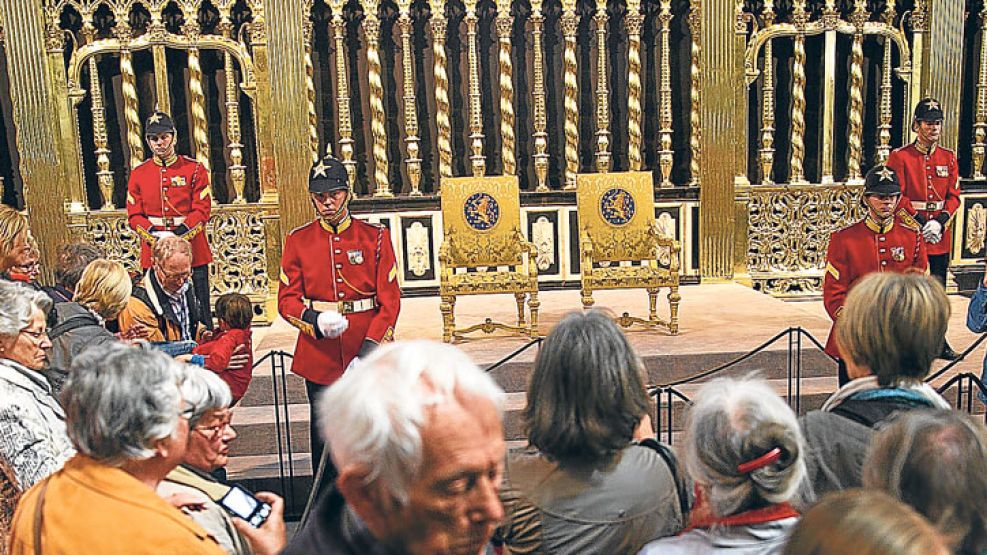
[149,216,187,228]
[307,297,377,315]
[915,201,944,211]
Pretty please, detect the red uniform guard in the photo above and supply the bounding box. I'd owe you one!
[278,154,400,474]
[887,97,961,359]
[127,111,213,322]
[824,165,928,384]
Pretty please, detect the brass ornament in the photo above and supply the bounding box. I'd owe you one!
[463,0,486,177]
[657,0,673,188]
[758,0,775,185]
[975,4,987,180]
[397,0,422,195]
[529,0,550,190]
[688,0,700,186]
[593,0,610,173]
[329,0,357,187]
[967,203,986,255]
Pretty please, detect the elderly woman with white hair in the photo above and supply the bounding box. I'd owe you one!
[158,366,249,555]
[638,377,809,555]
[0,280,72,491]
[7,343,285,555]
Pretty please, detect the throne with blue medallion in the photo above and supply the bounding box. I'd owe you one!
[575,171,680,333]
[438,175,540,342]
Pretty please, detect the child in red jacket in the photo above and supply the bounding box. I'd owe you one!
[186,292,253,404]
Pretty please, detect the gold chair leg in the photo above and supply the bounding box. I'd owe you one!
[668,286,681,335]
[580,278,595,309]
[514,292,527,326]
[528,289,540,338]
[647,287,658,324]
[440,294,456,343]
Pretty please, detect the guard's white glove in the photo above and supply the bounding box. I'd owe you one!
[152,230,176,240]
[922,220,943,244]
[344,357,361,374]
[317,310,348,339]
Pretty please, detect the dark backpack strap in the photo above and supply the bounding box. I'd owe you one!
[48,314,98,341]
[637,438,691,521]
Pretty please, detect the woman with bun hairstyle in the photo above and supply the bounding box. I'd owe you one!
[638,377,809,555]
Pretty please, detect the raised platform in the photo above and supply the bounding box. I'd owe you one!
[230,282,984,483]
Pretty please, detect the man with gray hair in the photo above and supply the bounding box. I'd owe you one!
[283,340,506,555]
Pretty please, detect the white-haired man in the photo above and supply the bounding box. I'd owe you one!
[283,340,506,555]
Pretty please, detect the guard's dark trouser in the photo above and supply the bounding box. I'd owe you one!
[305,380,339,506]
[928,253,955,355]
[192,264,212,326]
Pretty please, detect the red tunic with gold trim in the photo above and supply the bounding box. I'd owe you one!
[126,154,213,269]
[822,212,928,358]
[886,143,960,256]
[278,215,401,385]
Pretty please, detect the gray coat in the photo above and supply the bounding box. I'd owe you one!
[0,358,74,489]
[48,302,118,372]
[637,517,799,555]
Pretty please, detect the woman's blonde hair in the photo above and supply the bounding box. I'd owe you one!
[835,272,948,385]
[784,489,948,555]
[0,205,29,271]
[73,259,132,319]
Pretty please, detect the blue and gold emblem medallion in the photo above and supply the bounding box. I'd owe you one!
[600,188,635,226]
[464,192,500,231]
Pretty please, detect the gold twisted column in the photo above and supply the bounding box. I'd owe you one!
[303,16,319,162]
[330,0,357,186]
[657,0,673,187]
[625,0,643,172]
[561,0,579,188]
[89,57,114,209]
[496,0,516,176]
[877,3,895,164]
[530,0,550,190]
[688,0,700,185]
[362,0,393,196]
[187,48,212,173]
[758,2,775,184]
[120,49,144,171]
[593,0,610,173]
[398,0,423,195]
[846,0,865,182]
[789,0,807,183]
[429,0,453,185]
[217,3,246,203]
[975,4,987,179]
[464,0,486,176]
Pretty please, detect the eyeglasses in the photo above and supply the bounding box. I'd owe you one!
[179,402,197,421]
[156,265,191,282]
[194,418,233,441]
[19,328,48,343]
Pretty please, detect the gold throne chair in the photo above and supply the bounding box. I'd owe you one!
[438,175,540,342]
[575,171,681,333]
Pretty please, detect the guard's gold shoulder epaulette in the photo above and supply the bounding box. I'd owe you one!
[287,220,318,236]
[897,209,921,231]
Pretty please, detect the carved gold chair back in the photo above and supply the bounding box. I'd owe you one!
[438,175,539,342]
[575,171,680,333]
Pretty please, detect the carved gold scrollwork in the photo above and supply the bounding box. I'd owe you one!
[877,2,895,164]
[530,0,550,190]
[967,203,987,255]
[531,216,554,270]
[748,184,864,296]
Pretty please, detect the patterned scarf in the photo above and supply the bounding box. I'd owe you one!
[163,279,192,341]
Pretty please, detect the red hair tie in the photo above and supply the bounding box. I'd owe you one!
[737,447,782,474]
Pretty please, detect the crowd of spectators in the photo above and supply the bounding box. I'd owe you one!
[0,208,985,555]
